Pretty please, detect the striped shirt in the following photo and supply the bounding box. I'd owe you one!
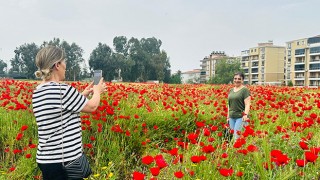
[32,81,88,164]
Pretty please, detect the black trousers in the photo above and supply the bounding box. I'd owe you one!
[38,162,67,180]
[38,162,82,180]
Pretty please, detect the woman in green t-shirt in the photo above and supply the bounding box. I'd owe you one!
[227,72,251,140]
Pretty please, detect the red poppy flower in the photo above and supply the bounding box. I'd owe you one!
[299,141,309,150]
[25,154,31,158]
[219,168,233,177]
[190,156,201,163]
[202,145,215,153]
[305,151,318,163]
[296,159,306,167]
[132,171,145,180]
[150,167,160,176]
[174,171,184,178]
[236,171,243,177]
[16,133,23,140]
[168,148,179,156]
[187,133,198,141]
[20,125,28,131]
[141,155,154,165]
[154,155,167,169]
[247,144,259,152]
[9,166,16,172]
[221,153,228,158]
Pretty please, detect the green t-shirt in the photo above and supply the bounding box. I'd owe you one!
[228,87,250,118]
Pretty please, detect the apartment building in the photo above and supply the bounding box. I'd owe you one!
[181,69,201,84]
[241,41,285,85]
[200,51,239,83]
[285,35,320,87]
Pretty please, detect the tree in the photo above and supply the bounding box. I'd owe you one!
[10,43,39,79]
[169,70,182,84]
[0,59,7,75]
[128,37,146,81]
[89,43,118,81]
[209,58,242,84]
[42,38,85,81]
[113,36,129,56]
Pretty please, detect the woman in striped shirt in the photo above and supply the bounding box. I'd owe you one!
[32,46,105,180]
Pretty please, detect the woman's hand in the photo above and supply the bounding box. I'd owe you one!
[93,78,107,95]
[243,115,249,121]
[82,82,94,97]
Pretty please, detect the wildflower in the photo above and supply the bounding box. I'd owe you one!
[132,171,145,180]
[236,171,244,177]
[108,173,114,178]
[141,155,154,165]
[20,125,28,131]
[150,167,160,176]
[16,133,23,140]
[296,159,306,167]
[93,174,100,177]
[174,171,184,178]
[154,155,167,168]
[305,151,318,163]
[219,168,233,177]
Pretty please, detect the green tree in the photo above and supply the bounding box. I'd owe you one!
[10,43,39,79]
[209,57,241,84]
[42,38,85,81]
[128,37,146,81]
[113,36,129,56]
[0,59,7,74]
[89,43,118,81]
[169,70,182,84]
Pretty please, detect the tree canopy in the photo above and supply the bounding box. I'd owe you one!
[209,58,242,84]
[5,36,173,82]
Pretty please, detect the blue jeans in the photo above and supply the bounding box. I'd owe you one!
[229,117,243,140]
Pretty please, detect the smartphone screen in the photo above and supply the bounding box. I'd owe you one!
[93,70,102,85]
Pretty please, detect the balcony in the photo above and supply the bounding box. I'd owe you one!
[295,54,305,58]
[294,68,305,72]
[294,60,305,64]
[309,76,320,80]
[251,59,259,62]
[309,67,320,72]
[294,76,305,80]
[308,42,320,48]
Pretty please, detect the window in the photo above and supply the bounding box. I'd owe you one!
[297,41,300,46]
[287,43,291,49]
[302,41,305,45]
[308,37,320,44]
[310,47,320,54]
[254,49,256,52]
[310,64,320,70]
[295,49,305,55]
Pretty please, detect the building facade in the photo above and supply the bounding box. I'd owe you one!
[181,69,201,84]
[200,51,239,83]
[285,35,320,87]
[241,41,285,85]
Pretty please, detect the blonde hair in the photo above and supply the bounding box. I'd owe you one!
[34,46,66,80]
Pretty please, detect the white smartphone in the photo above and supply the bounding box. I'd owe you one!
[93,70,102,85]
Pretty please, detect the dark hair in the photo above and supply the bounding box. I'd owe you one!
[234,72,244,80]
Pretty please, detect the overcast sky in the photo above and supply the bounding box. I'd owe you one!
[0,0,319,72]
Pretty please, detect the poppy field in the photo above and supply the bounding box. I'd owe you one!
[0,79,320,179]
